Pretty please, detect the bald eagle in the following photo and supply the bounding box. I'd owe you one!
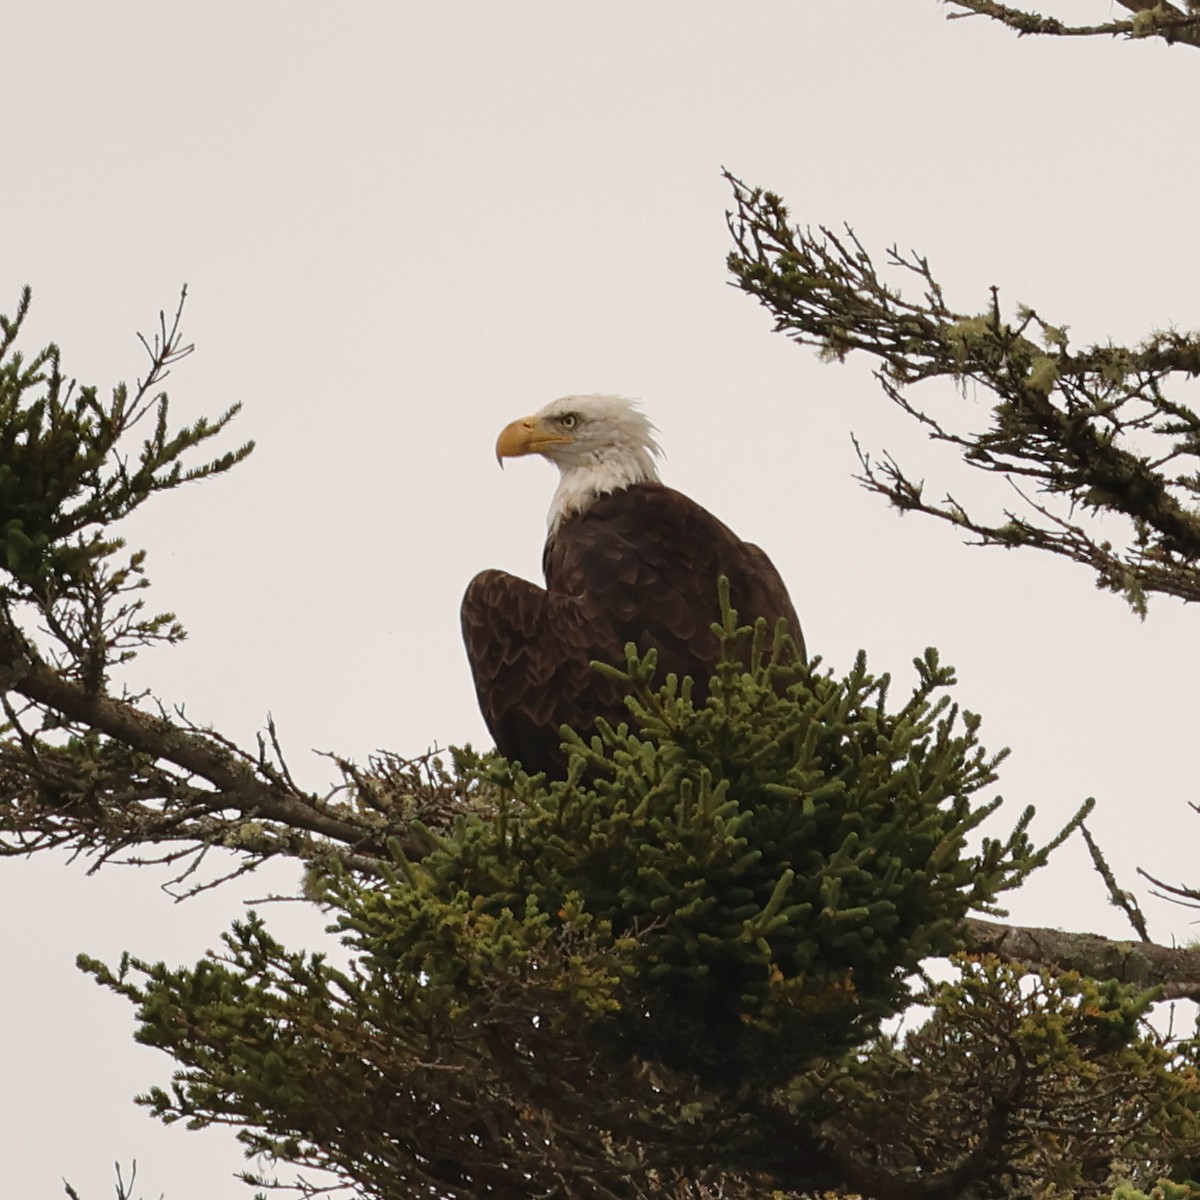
[461,394,802,777]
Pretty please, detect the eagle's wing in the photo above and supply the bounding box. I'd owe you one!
[460,568,627,775]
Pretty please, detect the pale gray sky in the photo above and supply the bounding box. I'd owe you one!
[3,3,1199,1196]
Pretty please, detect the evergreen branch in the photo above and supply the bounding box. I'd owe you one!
[725,173,1200,613]
[7,610,1199,1010]
[0,620,435,883]
[824,958,1200,1196]
[0,624,359,840]
[1082,822,1152,942]
[945,0,1200,49]
[964,915,1200,1001]
[0,288,254,688]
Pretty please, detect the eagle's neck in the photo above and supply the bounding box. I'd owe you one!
[547,450,661,533]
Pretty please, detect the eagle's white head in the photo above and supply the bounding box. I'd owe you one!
[495,394,663,532]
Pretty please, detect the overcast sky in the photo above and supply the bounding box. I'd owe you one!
[3,3,1199,1197]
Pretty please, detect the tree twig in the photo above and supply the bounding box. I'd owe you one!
[944,0,1200,49]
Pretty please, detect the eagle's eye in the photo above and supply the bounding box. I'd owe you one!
[559,413,578,430]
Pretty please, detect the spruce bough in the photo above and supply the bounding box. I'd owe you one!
[81,599,1090,1195]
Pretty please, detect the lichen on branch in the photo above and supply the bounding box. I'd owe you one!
[943,0,1200,50]
[725,173,1200,614]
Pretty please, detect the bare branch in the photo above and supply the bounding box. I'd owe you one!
[1081,824,1152,942]
[944,0,1200,50]
[964,915,1200,1000]
[0,615,459,882]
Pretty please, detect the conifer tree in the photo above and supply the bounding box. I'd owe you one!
[2,283,1200,1199]
[8,12,1200,1200]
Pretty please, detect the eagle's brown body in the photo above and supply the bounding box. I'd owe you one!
[462,480,802,777]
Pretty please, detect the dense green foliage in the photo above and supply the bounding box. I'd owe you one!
[0,287,251,690]
[4,291,1199,1199]
[829,960,1200,1197]
[78,616,1138,1199]
[389,607,1041,1089]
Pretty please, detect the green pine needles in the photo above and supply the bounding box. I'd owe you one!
[826,958,1200,1196]
[79,597,1096,1197]
[368,592,1079,1087]
[0,287,252,687]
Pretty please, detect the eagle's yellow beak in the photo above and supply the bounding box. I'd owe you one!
[495,416,574,465]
